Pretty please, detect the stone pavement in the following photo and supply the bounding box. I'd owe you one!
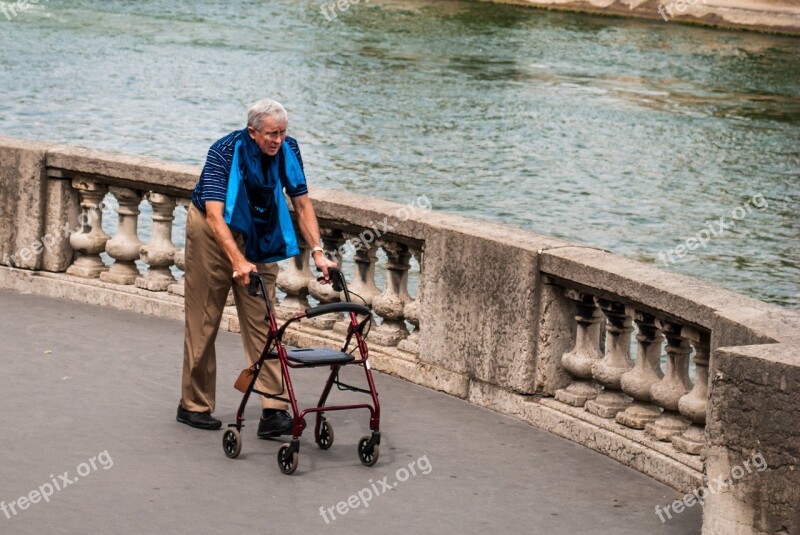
[0,289,702,534]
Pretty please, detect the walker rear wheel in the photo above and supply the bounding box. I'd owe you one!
[222,428,242,459]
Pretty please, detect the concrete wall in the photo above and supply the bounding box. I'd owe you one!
[488,0,800,35]
[704,343,800,534]
[0,138,52,270]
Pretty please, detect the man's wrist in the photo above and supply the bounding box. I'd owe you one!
[311,245,324,258]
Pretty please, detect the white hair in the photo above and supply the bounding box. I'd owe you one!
[247,98,288,130]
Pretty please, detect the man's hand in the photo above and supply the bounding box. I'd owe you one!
[313,251,338,282]
[204,201,257,287]
[232,259,257,287]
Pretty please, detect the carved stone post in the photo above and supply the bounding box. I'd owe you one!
[307,229,344,330]
[673,330,711,455]
[586,298,634,418]
[370,241,411,346]
[66,179,110,279]
[169,248,186,296]
[136,193,177,291]
[345,236,382,305]
[554,290,603,407]
[616,312,665,429]
[168,201,189,297]
[645,320,692,441]
[100,187,143,285]
[333,236,381,335]
[398,248,422,354]
[277,234,314,318]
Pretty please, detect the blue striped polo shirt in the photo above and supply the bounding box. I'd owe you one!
[191,130,308,212]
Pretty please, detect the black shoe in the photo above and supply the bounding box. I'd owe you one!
[257,409,294,439]
[176,405,222,430]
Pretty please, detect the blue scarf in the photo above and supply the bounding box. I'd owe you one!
[223,129,302,263]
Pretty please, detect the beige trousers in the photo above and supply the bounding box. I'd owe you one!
[180,203,287,413]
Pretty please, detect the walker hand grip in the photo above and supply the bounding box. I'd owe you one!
[328,267,344,292]
[248,272,261,296]
[305,303,370,319]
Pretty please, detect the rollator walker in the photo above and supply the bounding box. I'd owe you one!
[221,267,381,475]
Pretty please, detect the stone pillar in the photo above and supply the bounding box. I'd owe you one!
[169,248,186,296]
[398,248,422,354]
[703,343,800,535]
[136,193,177,291]
[586,298,634,418]
[345,236,382,305]
[277,235,314,318]
[645,320,691,441]
[168,201,189,297]
[333,237,381,335]
[307,229,344,329]
[66,179,110,279]
[616,312,665,429]
[370,241,411,346]
[673,330,710,455]
[100,187,143,285]
[554,290,603,407]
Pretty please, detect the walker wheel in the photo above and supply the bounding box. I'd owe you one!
[222,428,242,459]
[357,435,379,466]
[316,420,334,450]
[278,443,298,475]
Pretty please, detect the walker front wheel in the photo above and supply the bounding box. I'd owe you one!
[278,443,298,475]
[222,428,242,459]
[357,435,379,466]
[316,419,334,450]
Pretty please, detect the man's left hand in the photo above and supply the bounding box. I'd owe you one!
[313,251,338,282]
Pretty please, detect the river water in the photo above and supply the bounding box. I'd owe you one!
[1,0,797,307]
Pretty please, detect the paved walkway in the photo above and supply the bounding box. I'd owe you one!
[0,289,701,534]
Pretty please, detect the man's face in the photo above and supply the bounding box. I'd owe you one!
[248,115,287,156]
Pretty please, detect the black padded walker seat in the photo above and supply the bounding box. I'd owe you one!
[270,346,355,366]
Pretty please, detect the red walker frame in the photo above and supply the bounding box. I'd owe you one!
[221,268,381,475]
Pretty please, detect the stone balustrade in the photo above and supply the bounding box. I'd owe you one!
[552,285,712,459]
[1,137,799,535]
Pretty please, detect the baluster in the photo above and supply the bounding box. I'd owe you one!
[334,237,381,335]
[307,229,345,330]
[397,248,423,354]
[370,241,411,346]
[673,330,710,455]
[168,200,189,296]
[277,235,314,317]
[169,248,186,296]
[645,320,692,441]
[586,298,634,418]
[136,193,177,291]
[554,290,603,407]
[616,312,665,429]
[100,187,143,285]
[66,179,110,279]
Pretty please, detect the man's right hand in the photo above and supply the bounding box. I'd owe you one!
[204,201,257,287]
[232,259,257,287]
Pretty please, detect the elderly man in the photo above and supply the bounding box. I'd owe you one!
[177,98,336,437]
